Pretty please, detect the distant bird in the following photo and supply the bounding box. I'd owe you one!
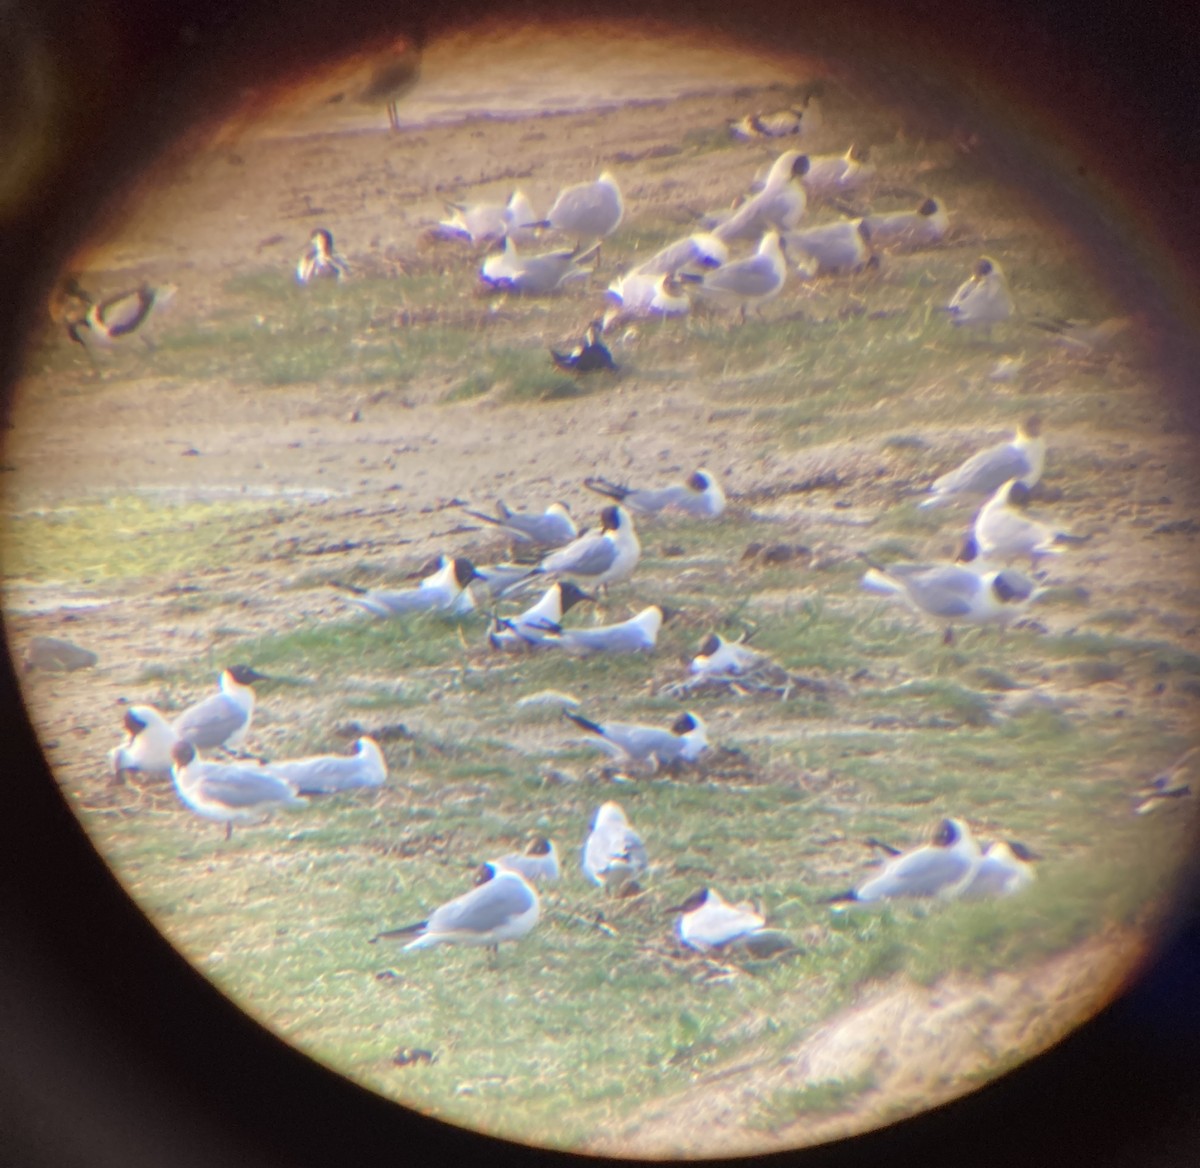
[371,863,539,953]
[729,107,806,140]
[859,197,948,249]
[487,581,594,650]
[968,479,1065,565]
[172,665,268,754]
[67,283,177,348]
[22,635,97,673]
[170,741,304,839]
[1134,747,1198,815]
[783,219,871,274]
[267,737,387,794]
[550,320,617,373]
[957,840,1038,899]
[861,561,1036,642]
[460,500,577,548]
[531,171,624,246]
[802,144,875,197]
[946,256,1014,327]
[110,705,179,781]
[564,708,707,768]
[919,417,1045,509]
[526,504,640,591]
[668,887,793,956]
[536,604,669,656]
[582,802,648,895]
[713,152,810,242]
[491,836,561,884]
[438,190,537,244]
[584,468,725,518]
[336,556,480,618]
[306,36,420,131]
[480,238,597,295]
[689,632,774,679]
[1028,315,1131,355]
[296,228,349,284]
[605,271,690,319]
[683,230,788,321]
[828,818,981,902]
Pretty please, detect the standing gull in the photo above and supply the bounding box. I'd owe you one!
[172,665,268,754]
[532,171,624,247]
[522,504,641,592]
[683,231,788,322]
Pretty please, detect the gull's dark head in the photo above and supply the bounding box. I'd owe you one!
[473,862,499,887]
[933,818,961,847]
[791,154,810,178]
[228,664,268,686]
[687,470,712,492]
[452,557,481,588]
[600,505,622,533]
[918,197,940,217]
[992,570,1034,604]
[671,712,700,735]
[123,709,148,736]
[667,888,710,914]
[526,836,553,857]
[171,740,197,769]
[697,633,722,659]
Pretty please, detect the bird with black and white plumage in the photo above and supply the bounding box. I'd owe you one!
[169,741,305,840]
[584,468,725,519]
[945,256,1015,328]
[487,581,594,650]
[266,737,387,795]
[460,500,578,549]
[581,801,649,896]
[550,320,617,373]
[508,504,640,595]
[668,887,794,957]
[782,218,872,275]
[334,555,480,618]
[66,282,177,349]
[529,171,624,248]
[859,197,948,250]
[689,632,775,680]
[172,665,269,756]
[437,189,537,245]
[919,417,1045,509]
[296,228,350,284]
[860,559,1037,643]
[479,238,598,295]
[957,840,1038,899]
[965,478,1069,567]
[109,704,180,782]
[728,103,809,141]
[564,708,707,769]
[370,863,540,957]
[801,144,875,198]
[682,231,789,322]
[711,153,810,243]
[491,836,561,884]
[827,818,982,903]
[533,603,670,657]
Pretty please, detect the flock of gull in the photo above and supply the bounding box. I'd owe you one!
[74,93,1123,961]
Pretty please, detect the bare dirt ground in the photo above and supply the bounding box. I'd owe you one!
[4,38,1199,1157]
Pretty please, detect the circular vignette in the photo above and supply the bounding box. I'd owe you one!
[1,0,1199,1166]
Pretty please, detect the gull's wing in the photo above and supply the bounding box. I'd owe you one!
[173,694,245,749]
[428,876,535,934]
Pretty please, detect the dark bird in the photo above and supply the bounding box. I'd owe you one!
[550,321,616,373]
